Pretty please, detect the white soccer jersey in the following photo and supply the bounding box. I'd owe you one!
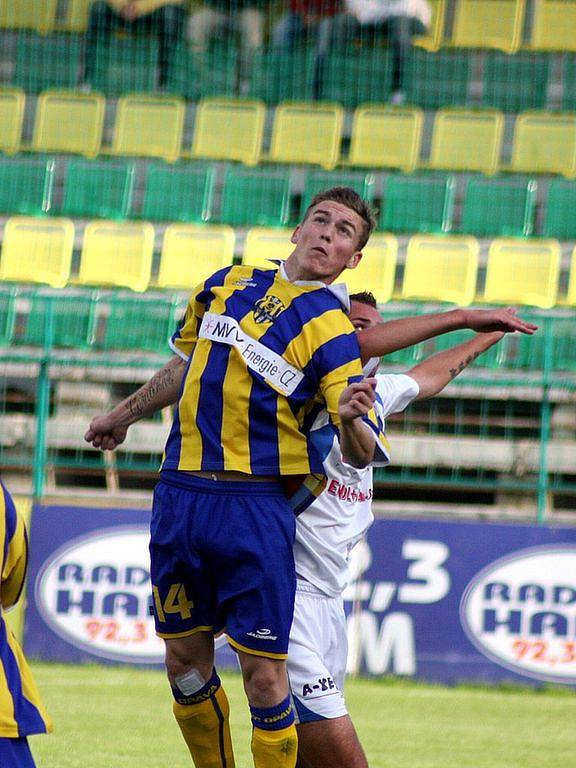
[294,373,420,597]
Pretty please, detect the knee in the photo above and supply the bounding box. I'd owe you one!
[165,645,209,684]
[243,661,286,704]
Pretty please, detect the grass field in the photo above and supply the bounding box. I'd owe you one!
[29,663,575,768]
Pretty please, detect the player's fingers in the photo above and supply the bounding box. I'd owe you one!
[84,428,94,443]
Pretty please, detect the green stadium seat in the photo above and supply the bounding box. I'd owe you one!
[0,158,55,215]
[562,55,576,111]
[98,295,181,354]
[167,41,237,100]
[542,179,576,240]
[220,168,291,227]
[0,286,17,346]
[90,36,159,96]
[380,174,455,234]
[403,49,471,110]
[20,291,97,349]
[460,177,537,237]
[249,48,314,104]
[13,33,81,93]
[61,159,135,219]
[321,48,394,109]
[300,171,375,218]
[482,52,550,112]
[141,163,216,223]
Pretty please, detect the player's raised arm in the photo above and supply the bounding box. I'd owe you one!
[358,305,538,362]
[84,354,187,451]
[408,331,505,400]
[338,378,377,468]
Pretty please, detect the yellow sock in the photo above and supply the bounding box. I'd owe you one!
[251,723,298,768]
[173,685,235,768]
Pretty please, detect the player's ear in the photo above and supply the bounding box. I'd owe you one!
[347,251,362,270]
[290,225,301,245]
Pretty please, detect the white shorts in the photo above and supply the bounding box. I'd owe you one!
[287,579,348,723]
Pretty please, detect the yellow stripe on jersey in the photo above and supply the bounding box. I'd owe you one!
[163,265,366,476]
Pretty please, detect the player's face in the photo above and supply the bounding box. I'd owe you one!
[349,301,383,331]
[285,201,364,284]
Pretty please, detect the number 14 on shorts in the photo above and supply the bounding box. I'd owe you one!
[153,583,194,622]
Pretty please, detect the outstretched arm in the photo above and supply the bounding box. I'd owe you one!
[338,378,377,468]
[84,355,187,451]
[408,332,504,400]
[358,307,537,362]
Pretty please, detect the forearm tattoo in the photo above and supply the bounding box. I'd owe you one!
[449,350,481,379]
[127,366,177,418]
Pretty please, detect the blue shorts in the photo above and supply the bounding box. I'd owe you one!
[150,472,296,658]
[0,737,36,768]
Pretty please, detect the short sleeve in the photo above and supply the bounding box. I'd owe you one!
[169,284,207,360]
[375,373,420,418]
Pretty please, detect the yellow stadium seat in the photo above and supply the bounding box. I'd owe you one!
[0,0,57,32]
[189,98,265,166]
[111,95,185,162]
[414,0,446,51]
[268,102,344,169]
[451,0,525,52]
[347,106,423,172]
[243,228,294,268]
[341,235,398,304]
[78,221,155,292]
[31,90,105,157]
[158,225,235,290]
[483,238,560,309]
[428,109,504,174]
[531,0,576,51]
[0,216,74,288]
[0,89,25,155]
[510,113,576,177]
[59,0,93,32]
[402,235,479,306]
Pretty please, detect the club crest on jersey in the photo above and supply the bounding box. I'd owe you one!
[253,295,285,324]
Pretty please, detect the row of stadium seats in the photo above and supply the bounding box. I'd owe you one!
[5,33,576,113]
[4,89,576,176]
[1,287,574,374]
[1,216,574,308]
[3,0,576,54]
[4,158,576,240]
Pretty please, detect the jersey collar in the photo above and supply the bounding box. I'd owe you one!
[278,261,350,312]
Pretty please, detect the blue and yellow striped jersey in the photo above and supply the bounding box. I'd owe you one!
[163,264,366,475]
[0,482,52,738]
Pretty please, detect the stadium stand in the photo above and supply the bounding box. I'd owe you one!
[0,0,575,516]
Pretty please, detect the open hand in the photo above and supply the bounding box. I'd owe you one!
[462,307,538,334]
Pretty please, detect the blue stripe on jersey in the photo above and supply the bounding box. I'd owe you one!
[199,267,278,471]
[1,483,16,565]
[303,332,361,381]
[0,620,47,736]
[248,380,280,473]
[257,287,343,355]
[163,355,193,468]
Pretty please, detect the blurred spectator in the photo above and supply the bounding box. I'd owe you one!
[84,1,186,89]
[272,1,343,99]
[187,1,272,93]
[343,0,431,103]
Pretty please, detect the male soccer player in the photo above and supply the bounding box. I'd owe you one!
[0,481,52,767]
[287,292,522,768]
[85,187,536,768]
[85,188,383,768]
